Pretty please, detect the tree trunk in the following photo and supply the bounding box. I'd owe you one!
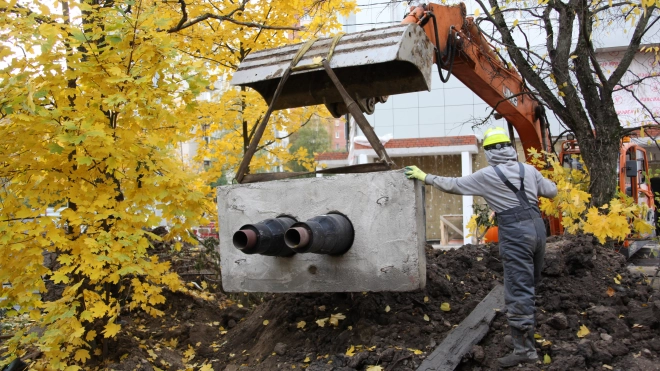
[576,127,621,207]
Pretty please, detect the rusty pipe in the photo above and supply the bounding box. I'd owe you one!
[233,216,297,257]
[285,213,354,255]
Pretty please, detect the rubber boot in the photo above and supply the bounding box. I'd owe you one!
[497,327,538,368]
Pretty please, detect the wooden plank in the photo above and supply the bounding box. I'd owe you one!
[439,215,464,237]
[417,285,505,371]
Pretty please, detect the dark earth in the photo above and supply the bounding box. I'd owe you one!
[8,234,660,370]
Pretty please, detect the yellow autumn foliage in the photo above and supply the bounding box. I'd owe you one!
[527,149,652,243]
[0,0,355,368]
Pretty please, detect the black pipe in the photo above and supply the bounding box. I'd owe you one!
[284,213,354,255]
[233,216,297,257]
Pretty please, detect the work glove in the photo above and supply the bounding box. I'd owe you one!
[404,165,426,181]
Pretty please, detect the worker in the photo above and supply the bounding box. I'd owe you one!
[404,127,557,368]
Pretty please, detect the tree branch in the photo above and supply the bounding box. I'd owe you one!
[167,0,300,33]
[608,6,657,85]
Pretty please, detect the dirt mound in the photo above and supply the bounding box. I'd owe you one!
[98,235,658,371]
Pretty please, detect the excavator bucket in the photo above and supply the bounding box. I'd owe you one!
[231,24,434,117]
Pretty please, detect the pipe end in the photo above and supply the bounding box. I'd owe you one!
[233,229,257,250]
[285,227,310,250]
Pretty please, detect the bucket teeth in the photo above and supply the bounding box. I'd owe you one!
[231,24,434,113]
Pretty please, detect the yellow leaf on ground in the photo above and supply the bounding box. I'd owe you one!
[329,313,346,326]
[440,303,451,312]
[577,324,590,338]
[297,321,306,329]
[544,354,552,364]
[304,357,310,362]
[263,320,269,326]
[446,274,451,281]
[184,345,195,361]
[346,345,355,357]
[385,305,390,313]
[318,305,326,311]
[316,318,328,327]
[534,333,541,339]
[407,348,423,355]
[424,296,429,303]
[423,314,429,321]
[366,366,384,371]
[200,364,213,371]
[613,277,621,284]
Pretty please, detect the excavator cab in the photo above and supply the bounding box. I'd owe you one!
[231,24,435,118]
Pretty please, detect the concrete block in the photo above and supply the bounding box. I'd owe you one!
[217,170,426,293]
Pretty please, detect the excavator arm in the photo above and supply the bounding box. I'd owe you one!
[403,3,549,157]
[231,3,550,158]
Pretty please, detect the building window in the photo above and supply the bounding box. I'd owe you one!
[335,132,340,138]
[336,143,340,149]
[203,160,211,167]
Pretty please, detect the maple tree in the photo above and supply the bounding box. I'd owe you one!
[0,0,355,367]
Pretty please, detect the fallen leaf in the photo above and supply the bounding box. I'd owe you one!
[147,349,158,359]
[534,333,542,339]
[346,345,355,357]
[423,314,430,321]
[329,313,346,326]
[297,321,306,329]
[544,354,551,364]
[348,326,353,330]
[316,318,328,327]
[577,324,590,338]
[603,365,613,370]
[476,257,483,261]
[366,345,376,351]
[263,320,269,326]
[607,287,615,297]
[440,303,451,312]
[365,366,384,371]
[446,274,451,281]
[613,277,621,285]
[424,296,429,303]
[541,340,552,347]
[619,314,625,318]
[318,305,326,312]
[385,305,390,313]
[407,348,423,355]
[304,357,310,362]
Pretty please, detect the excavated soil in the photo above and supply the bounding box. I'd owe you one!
[95,235,659,370]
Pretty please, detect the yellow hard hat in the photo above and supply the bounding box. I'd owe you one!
[483,127,511,149]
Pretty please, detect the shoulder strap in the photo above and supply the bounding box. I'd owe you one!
[492,165,519,193]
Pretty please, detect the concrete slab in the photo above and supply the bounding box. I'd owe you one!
[217,170,426,293]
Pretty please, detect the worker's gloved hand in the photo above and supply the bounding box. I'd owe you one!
[404,165,426,181]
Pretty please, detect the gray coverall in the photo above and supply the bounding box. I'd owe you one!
[424,146,557,331]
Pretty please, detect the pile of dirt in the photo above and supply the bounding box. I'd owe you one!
[98,235,658,371]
